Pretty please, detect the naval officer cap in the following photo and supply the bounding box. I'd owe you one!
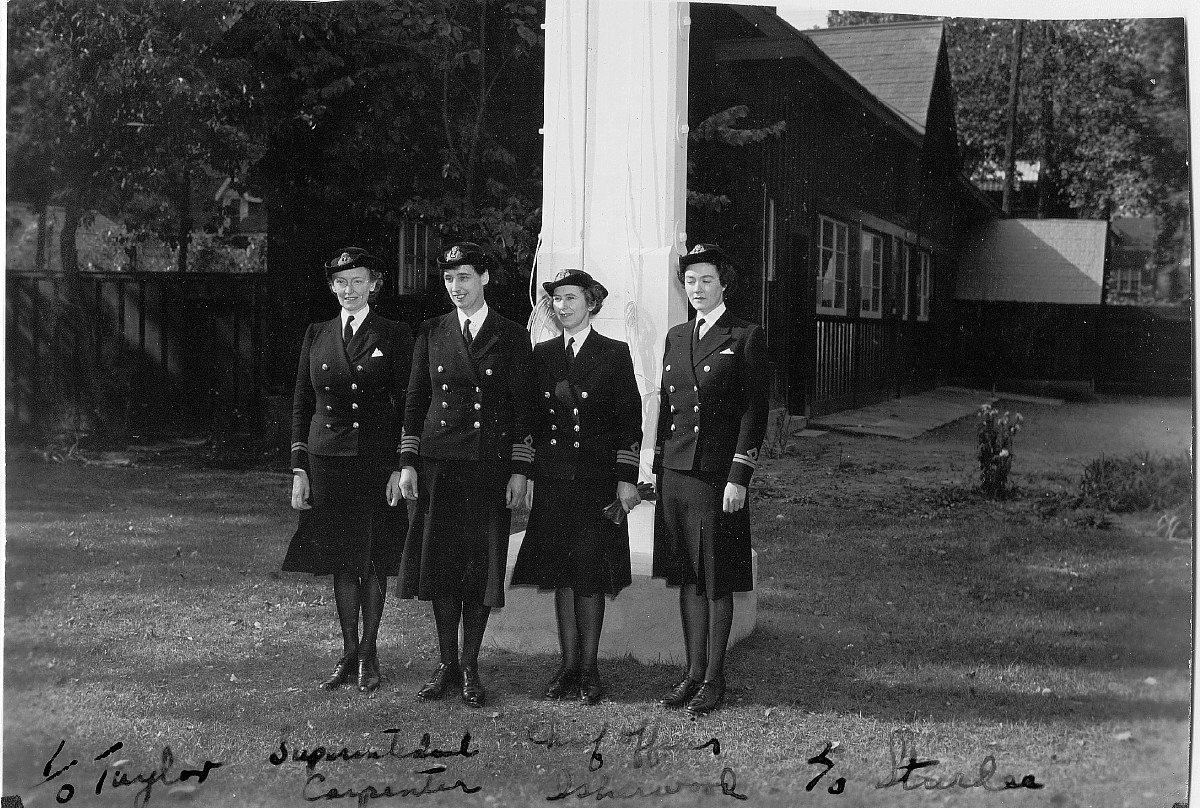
[678,242,739,289]
[542,268,609,303]
[437,242,488,271]
[324,247,383,279]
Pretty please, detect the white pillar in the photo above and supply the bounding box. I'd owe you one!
[491,0,757,665]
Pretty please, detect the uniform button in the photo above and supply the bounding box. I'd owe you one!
[669,385,676,393]
[325,423,333,429]
[581,391,588,398]
[694,405,700,412]
[352,422,360,428]
[703,365,711,372]
[442,384,449,391]
[352,403,358,409]
[694,386,699,391]
[670,424,676,431]
[321,363,328,370]
[474,403,481,410]
[694,426,700,433]
[473,421,481,428]
[357,365,363,371]
[442,401,449,409]
[665,364,671,371]
[545,391,551,398]
[572,408,579,415]
[551,425,557,431]
[475,387,481,393]
[440,420,447,426]
[550,439,557,446]
[573,442,580,448]
[573,425,580,432]
[324,386,331,391]
[485,368,493,376]
[550,409,556,415]
[438,365,444,372]
[326,405,333,411]
[351,383,358,390]
[670,405,676,413]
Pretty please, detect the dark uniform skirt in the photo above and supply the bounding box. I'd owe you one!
[282,455,404,577]
[511,476,632,597]
[651,468,754,599]
[398,458,512,607]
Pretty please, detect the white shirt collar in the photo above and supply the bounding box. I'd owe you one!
[564,324,592,354]
[341,305,369,333]
[696,303,725,336]
[457,302,489,332]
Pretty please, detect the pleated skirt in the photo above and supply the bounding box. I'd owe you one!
[398,458,512,607]
[510,476,632,597]
[282,454,405,577]
[651,467,754,599]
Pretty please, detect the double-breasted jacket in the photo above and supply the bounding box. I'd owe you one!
[653,310,769,487]
[400,311,536,474]
[290,312,414,471]
[531,331,643,484]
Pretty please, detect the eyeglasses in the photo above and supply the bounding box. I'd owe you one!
[332,277,372,290]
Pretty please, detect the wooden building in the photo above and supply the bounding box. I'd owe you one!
[687,9,998,416]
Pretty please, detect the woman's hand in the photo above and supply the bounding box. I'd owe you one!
[386,471,404,506]
[617,481,641,512]
[291,471,312,510]
[524,479,535,511]
[399,467,419,500]
[722,482,747,513]
[506,474,528,510]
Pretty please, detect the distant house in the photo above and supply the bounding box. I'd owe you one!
[688,10,999,416]
[1108,217,1191,305]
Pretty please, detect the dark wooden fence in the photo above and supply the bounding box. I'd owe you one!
[6,271,534,443]
[951,301,1193,394]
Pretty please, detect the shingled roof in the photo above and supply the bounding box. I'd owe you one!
[804,21,945,135]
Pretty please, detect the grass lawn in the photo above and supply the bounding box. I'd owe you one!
[4,394,1191,808]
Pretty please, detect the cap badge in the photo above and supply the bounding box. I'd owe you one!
[445,246,463,262]
[688,244,707,255]
[335,252,354,267]
[553,269,574,281]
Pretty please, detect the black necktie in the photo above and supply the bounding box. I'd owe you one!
[343,314,355,347]
[463,318,473,348]
[565,337,575,371]
[692,318,705,353]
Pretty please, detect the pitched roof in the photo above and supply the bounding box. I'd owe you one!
[956,219,1109,305]
[1110,217,1157,248]
[804,22,944,135]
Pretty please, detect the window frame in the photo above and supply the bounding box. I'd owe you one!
[816,215,849,315]
[859,230,883,319]
[916,250,931,322]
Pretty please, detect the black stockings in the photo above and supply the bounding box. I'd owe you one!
[431,597,491,669]
[333,572,387,659]
[554,588,606,672]
[679,583,733,684]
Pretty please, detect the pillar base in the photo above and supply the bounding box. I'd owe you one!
[489,502,757,665]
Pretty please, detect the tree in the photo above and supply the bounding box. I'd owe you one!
[826,11,1190,229]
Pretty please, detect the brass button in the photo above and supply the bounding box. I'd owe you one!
[670,425,676,431]
[581,391,588,398]
[352,403,359,410]
[321,363,328,370]
[351,383,358,390]
[544,391,551,398]
[473,421,481,428]
[357,365,363,371]
[693,426,700,433]
[694,405,700,412]
[573,425,580,432]
[550,409,556,415]
[703,365,711,372]
[572,408,579,415]
[669,385,676,393]
[325,423,333,429]
[551,425,557,431]
[670,405,676,413]
[352,422,360,428]
[442,402,449,409]
[694,386,699,391]
[475,387,481,393]
[573,441,580,448]
[665,364,671,371]
[550,439,557,446]
[440,420,447,426]
[324,386,331,391]
[485,368,493,376]
[442,384,449,391]
[474,403,481,410]
[326,405,333,411]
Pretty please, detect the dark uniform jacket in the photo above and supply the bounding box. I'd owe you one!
[400,310,536,474]
[531,331,643,484]
[653,311,769,488]
[291,312,414,471]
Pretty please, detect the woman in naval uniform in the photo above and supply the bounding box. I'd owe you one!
[397,242,536,709]
[510,269,643,705]
[284,247,414,694]
[652,243,769,716]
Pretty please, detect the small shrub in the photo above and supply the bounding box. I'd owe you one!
[1078,452,1193,513]
[976,403,1023,498]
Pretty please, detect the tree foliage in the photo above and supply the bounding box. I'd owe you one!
[826,11,1190,248]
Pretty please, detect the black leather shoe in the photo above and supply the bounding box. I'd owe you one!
[659,677,701,708]
[416,663,460,701]
[544,667,580,700]
[685,680,726,716]
[357,654,381,693]
[318,656,356,691]
[461,666,486,709]
[579,668,604,705]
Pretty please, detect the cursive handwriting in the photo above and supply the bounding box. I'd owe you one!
[546,767,747,801]
[39,740,222,806]
[271,731,478,771]
[303,768,481,806]
[527,722,721,771]
[876,730,1043,792]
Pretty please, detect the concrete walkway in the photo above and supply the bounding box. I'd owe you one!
[807,386,1018,439]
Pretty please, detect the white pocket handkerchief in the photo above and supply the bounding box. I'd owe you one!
[720,348,735,355]
[371,348,384,357]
